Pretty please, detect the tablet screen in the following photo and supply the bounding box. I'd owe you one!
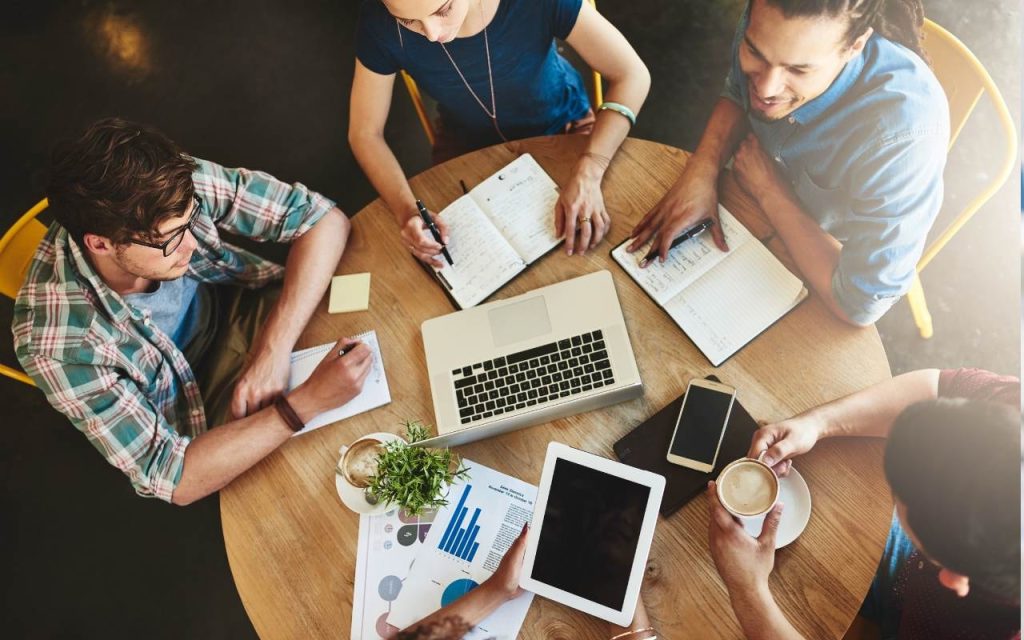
[530,458,651,610]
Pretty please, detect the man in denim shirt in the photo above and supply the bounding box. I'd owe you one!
[629,0,948,326]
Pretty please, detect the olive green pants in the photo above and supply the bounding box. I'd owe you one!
[193,284,281,429]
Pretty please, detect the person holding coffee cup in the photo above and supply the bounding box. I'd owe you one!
[706,368,1020,640]
[715,452,780,522]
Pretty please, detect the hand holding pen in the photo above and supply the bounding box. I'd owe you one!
[637,219,715,268]
[416,200,454,267]
[400,201,452,268]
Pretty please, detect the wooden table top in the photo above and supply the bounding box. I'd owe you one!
[220,136,893,640]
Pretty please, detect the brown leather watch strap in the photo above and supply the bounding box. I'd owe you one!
[274,396,305,433]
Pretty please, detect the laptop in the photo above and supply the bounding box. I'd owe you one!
[417,270,643,448]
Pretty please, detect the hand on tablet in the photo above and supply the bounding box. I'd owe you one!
[484,522,529,601]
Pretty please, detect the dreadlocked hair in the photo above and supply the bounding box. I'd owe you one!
[763,0,928,63]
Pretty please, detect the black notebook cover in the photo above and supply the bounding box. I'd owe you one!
[613,378,760,517]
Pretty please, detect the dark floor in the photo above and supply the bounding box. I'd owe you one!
[1,1,1019,638]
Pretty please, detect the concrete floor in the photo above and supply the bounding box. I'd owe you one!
[1,1,1019,638]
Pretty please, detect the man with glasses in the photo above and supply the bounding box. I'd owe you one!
[13,118,371,505]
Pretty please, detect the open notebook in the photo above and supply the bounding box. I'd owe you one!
[612,206,807,366]
[431,153,562,309]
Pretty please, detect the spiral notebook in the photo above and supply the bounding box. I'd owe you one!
[286,330,391,435]
[429,153,562,310]
[611,206,807,366]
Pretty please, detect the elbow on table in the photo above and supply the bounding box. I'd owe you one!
[830,272,896,328]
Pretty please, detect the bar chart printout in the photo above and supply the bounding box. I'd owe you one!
[387,459,538,638]
[438,484,482,562]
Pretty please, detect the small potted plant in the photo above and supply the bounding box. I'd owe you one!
[366,421,470,516]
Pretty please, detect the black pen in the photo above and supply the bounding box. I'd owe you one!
[639,219,715,268]
[416,200,454,266]
[459,179,469,195]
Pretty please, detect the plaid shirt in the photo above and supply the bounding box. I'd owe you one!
[12,158,335,502]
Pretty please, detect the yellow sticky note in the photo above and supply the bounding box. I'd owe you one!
[328,273,371,314]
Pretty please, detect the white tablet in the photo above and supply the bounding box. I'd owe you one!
[519,442,665,626]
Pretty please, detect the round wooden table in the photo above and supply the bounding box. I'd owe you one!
[220,136,893,639]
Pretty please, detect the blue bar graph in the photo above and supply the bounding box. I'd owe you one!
[438,484,484,562]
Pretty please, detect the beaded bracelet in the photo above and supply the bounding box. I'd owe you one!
[598,101,637,127]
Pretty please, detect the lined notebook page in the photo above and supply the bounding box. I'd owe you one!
[611,206,750,305]
[662,240,807,366]
[287,330,391,434]
[434,195,526,309]
[471,153,561,264]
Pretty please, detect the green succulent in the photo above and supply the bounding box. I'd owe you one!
[366,421,470,516]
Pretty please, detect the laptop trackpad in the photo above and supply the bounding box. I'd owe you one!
[488,295,551,348]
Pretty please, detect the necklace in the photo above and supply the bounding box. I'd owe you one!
[438,0,508,142]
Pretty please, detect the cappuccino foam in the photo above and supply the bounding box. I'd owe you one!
[343,439,383,487]
[720,461,777,516]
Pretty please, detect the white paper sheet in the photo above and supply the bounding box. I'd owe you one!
[433,195,526,310]
[471,153,562,264]
[663,240,807,365]
[286,330,391,434]
[612,205,806,366]
[431,153,562,309]
[387,460,537,639]
[351,507,439,640]
[611,205,750,304]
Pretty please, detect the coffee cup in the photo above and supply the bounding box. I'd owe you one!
[337,435,385,488]
[716,451,780,528]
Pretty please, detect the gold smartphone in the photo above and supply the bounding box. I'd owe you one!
[665,378,737,473]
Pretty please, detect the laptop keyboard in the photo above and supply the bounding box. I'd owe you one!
[452,330,615,425]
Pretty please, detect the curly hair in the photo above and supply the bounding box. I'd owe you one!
[763,0,928,62]
[47,117,197,246]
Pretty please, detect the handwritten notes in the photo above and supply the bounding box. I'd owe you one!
[613,206,807,366]
[434,196,526,310]
[430,154,562,309]
[611,206,750,304]
[472,154,562,264]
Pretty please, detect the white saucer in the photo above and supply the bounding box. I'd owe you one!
[741,466,812,548]
[335,432,405,516]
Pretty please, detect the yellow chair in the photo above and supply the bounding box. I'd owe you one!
[0,198,48,386]
[906,20,1017,338]
[401,0,604,146]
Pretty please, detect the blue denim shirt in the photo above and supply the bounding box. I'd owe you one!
[722,13,949,324]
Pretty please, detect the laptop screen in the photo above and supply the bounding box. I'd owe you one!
[529,458,650,610]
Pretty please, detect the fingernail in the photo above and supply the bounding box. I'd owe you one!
[763,456,775,466]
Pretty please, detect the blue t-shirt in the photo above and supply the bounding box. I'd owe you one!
[356,0,591,148]
[722,10,949,325]
[124,276,208,354]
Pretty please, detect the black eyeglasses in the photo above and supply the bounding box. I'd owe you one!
[130,194,202,257]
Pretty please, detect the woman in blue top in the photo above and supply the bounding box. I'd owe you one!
[350,0,650,265]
